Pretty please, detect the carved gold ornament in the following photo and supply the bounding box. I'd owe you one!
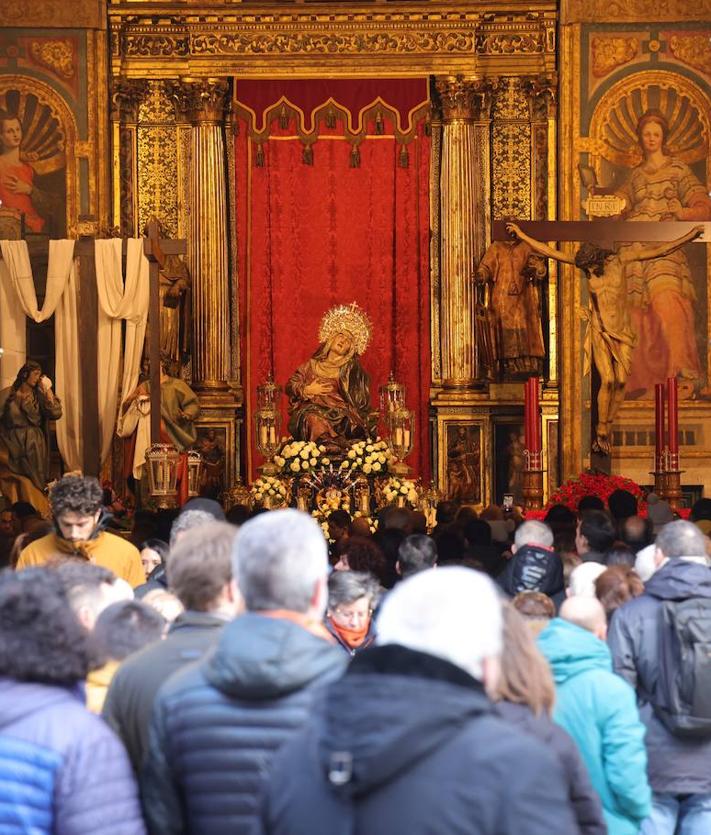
[669,35,711,76]
[30,39,75,80]
[591,37,638,78]
[319,303,372,356]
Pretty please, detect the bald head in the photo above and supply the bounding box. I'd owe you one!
[560,596,607,640]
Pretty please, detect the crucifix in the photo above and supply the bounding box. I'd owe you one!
[492,218,709,461]
[142,218,188,444]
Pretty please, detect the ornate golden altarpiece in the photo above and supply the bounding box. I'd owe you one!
[104,0,562,506]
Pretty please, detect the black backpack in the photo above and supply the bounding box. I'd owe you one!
[653,597,711,738]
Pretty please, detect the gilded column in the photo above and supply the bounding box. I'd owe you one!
[176,78,231,390]
[436,75,492,389]
[110,78,147,236]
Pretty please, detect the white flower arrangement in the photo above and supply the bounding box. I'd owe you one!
[274,439,326,475]
[250,475,288,506]
[382,477,419,507]
[339,438,393,476]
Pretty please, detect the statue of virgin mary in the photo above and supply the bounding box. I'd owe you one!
[286,303,376,450]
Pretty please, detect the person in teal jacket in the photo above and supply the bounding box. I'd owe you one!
[538,596,651,835]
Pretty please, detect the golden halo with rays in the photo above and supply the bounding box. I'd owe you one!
[0,89,66,175]
[318,302,372,356]
[589,73,709,168]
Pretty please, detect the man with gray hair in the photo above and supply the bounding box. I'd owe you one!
[498,519,565,608]
[260,567,577,834]
[141,509,345,835]
[396,533,437,579]
[609,519,711,834]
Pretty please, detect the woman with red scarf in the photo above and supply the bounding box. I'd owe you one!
[325,570,380,655]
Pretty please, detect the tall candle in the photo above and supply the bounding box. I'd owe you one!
[530,376,541,453]
[667,377,679,456]
[654,383,665,467]
[524,379,532,450]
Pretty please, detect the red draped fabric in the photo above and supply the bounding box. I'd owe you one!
[235,79,431,482]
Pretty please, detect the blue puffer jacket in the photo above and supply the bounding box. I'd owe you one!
[141,612,346,835]
[0,678,145,835]
[538,618,651,835]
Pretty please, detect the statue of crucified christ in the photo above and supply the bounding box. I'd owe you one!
[506,222,704,455]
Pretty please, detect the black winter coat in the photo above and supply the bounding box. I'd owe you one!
[608,557,711,794]
[103,610,227,772]
[495,701,607,835]
[259,645,578,835]
[498,543,566,609]
[141,612,346,835]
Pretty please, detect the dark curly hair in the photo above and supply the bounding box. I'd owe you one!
[91,601,165,665]
[0,567,90,684]
[574,242,615,277]
[49,475,103,518]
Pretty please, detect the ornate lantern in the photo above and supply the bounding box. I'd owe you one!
[379,372,406,415]
[387,407,415,476]
[255,376,282,475]
[186,449,203,498]
[145,443,180,508]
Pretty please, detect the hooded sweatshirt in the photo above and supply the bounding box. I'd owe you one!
[261,645,578,835]
[608,557,711,793]
[538,619,651,835]
[141,612,345,835]
[0,678,144,835]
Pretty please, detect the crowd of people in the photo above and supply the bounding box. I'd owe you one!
[1,475,711,833]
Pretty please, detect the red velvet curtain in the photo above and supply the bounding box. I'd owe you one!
[235,80,431,482]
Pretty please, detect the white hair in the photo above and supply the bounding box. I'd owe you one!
[560,596,606,634]
[376,566,502,681]
[514,520,554,550]
[567,562,607,598]
[234,509,328,614]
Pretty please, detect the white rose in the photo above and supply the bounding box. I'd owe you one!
[348,450,356,459]
[310,458,317,466]
[319,445,326,452]
[299,449,309,460]
[274,456,285,468]
[340,461,348,469]
[322,457,330,465]
[356,458,362,465]
[363,464,372,474]
[290,461,300,473]
[302,460,310,470]
[255,492,263,501]
[372,462,381,472]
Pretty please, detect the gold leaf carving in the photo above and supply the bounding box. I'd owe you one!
[476,32,545,56]
[137,126,178,239]
[669,35,711,76]
[492,123,531,220]
[493,78,529,120]
[30,39,75,80]
[563,0,711,23]
[591,37,638,78]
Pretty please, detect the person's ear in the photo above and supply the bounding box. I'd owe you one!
[511,543,518,555]
[395,560,402,576]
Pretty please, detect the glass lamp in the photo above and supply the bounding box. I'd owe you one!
[387,407,414,476]
[255,376,282,475]
[379,372,406,415]
[145,443,180,509]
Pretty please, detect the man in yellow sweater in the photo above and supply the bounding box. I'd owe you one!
[17,475,145,588]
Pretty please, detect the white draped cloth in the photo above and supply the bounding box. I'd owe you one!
[0,237,150,475]
[0,239,81,471]
[94,238,149,464]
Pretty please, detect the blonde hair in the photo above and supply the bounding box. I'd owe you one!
[494,602,555,716]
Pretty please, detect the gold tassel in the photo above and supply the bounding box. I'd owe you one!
[375,110,384,135]
[350,145,361,168]
[279,104,289,129]
[302,144,314,166]
[255,143,265,167]
[399,144,409,168]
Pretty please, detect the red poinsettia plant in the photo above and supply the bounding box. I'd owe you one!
[544,470,646,514]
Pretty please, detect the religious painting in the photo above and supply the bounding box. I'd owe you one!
[580,68,711,402]
[195,426,227,500]
[493,421,525,506]
[445,424,481,504]
[0,86,67,238]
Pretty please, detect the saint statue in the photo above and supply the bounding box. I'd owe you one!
[475,234,547,377]
[0,360,63,509]
[506,222,704,455]
[286,302,376,451]
[117,357,200,481]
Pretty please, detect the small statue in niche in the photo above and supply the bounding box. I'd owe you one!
[286,303,377,452]
[475,231,547,378]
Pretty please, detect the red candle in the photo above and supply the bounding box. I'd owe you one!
[667,377,679,456]
[654,383,666,467]
[524,378,533,451]
[531,376,541,453]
